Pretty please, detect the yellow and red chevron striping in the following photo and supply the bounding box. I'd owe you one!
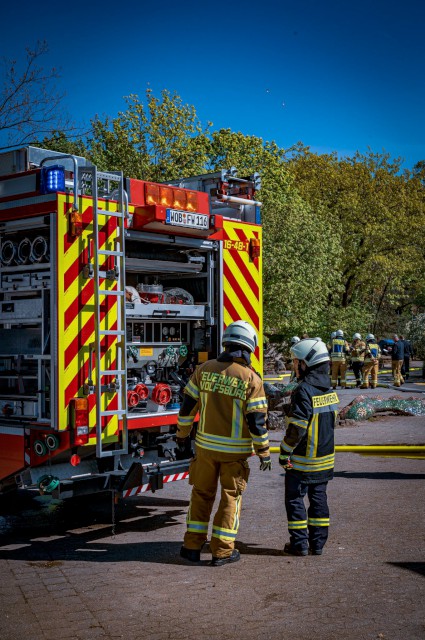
[222,220,263,372]
[58,196,121,442]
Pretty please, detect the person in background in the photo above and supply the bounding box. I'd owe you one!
[391,335,405,387]
[279,338,339,556]
[177,320,270,567]
[400,335,414,381]
[361,334,381,389]
[328,330,350,389]
[350,333,366,387]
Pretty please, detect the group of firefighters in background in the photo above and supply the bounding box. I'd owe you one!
[290,331,414,389]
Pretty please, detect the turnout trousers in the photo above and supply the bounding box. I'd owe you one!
[183,447,250,559]
[331,361,347,388]
[362,361,379,388]
[392,360,404,387]
[285,473,330,553]
[351,361,363,386]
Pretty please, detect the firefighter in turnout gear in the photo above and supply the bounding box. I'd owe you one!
[328,330,350,389]
[177,320,270,566]
[279,339,339,556]
[361,334,381,389]
[350,333,366,387]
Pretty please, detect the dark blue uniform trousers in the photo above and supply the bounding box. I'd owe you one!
[285,473,330,552]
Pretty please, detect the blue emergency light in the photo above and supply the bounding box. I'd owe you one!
[40,164,65,194]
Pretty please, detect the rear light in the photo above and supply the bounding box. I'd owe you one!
[144,182,199,212]
[160,186,173,207]
[173,189,187,209]
[71,398,89,445]
[250,238,261,259]
[69,211,83,236]
[186,191,198,212]
[145,183,160,205]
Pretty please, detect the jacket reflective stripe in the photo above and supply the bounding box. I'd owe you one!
[185,379,199,400]
[290,459,335,472]
[247,396,268,412]
[281,440,294,454]
[288,418,309,429]
[307,414,319,458]
[232,398,243,439]
[195,433,253,454]
[250,432,269,445]
[291,453,335,464]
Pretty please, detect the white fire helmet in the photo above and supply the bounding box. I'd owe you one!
[222,320,258,353]
[336,329,344,338]
[353,333,362,340]
[366,333,375,341]
[290,336,301,345]
[290,338,330,367]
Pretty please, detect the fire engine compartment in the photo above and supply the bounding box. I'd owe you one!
[123,234,219,419]
[0,215,52,424]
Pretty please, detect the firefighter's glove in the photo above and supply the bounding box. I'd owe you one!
[175,437,191,460]
[259,456,272,471]
[279,452,293,469]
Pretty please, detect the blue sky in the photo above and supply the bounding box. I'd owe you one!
[1,0,424,169]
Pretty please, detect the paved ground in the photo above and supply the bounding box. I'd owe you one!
[0,368,424,640]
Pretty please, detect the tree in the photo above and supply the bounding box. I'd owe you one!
[0,41,74,147]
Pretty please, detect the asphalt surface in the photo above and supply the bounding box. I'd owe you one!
[0,365,424,640]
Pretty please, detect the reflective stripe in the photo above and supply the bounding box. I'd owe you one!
[212,525,238,541]
[308,518,330,526]
[246,396,268,411]
[288,520,308,530]
[280,440,294,454]
[288,418,308,429]
[232,398,243,439]
[185,379,199,400]
[196,433,253,454]
[307,414,319,458]
[291,460,334,472]
[187,521,209,533]
[250,432,269,445]
[290,452,335,463]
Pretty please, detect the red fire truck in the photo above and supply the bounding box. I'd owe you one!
[0,147,263,498]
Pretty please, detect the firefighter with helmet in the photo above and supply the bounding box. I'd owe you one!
[177,320,270,566]
[290,336,301,381]
[279,338,339,555]
[350,333,366,387]
[361,334,381,389]
[328,330,350,389]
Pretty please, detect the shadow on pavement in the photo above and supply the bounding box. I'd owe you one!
[236,541,286,556]
[388,562,425,577]
[334,471,425,480]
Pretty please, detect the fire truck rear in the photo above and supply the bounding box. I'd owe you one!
[0,148,263,498]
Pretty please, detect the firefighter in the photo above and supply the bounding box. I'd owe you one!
[329,330,350,389]
[177,320,270,567]
[361,334,381,389]
[279,338,339,556]
[289,336,301,382]
[391,335,405,387]
[350,333,366,387]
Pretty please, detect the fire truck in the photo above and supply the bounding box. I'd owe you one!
[0,146,263,499]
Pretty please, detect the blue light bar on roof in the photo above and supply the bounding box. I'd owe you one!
[40,164,65,194]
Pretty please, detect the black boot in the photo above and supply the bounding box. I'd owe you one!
[180,546,201,562]
[283,542,308,556]
[210,549,240,566]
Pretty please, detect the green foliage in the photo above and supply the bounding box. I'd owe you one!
[32,89,425,344]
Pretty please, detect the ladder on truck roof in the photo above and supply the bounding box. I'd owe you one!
[79,166,128,458]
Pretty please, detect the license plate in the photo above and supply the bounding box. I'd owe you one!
[166,209,209,230]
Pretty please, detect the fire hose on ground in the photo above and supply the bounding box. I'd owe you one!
[269,445,425,459]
